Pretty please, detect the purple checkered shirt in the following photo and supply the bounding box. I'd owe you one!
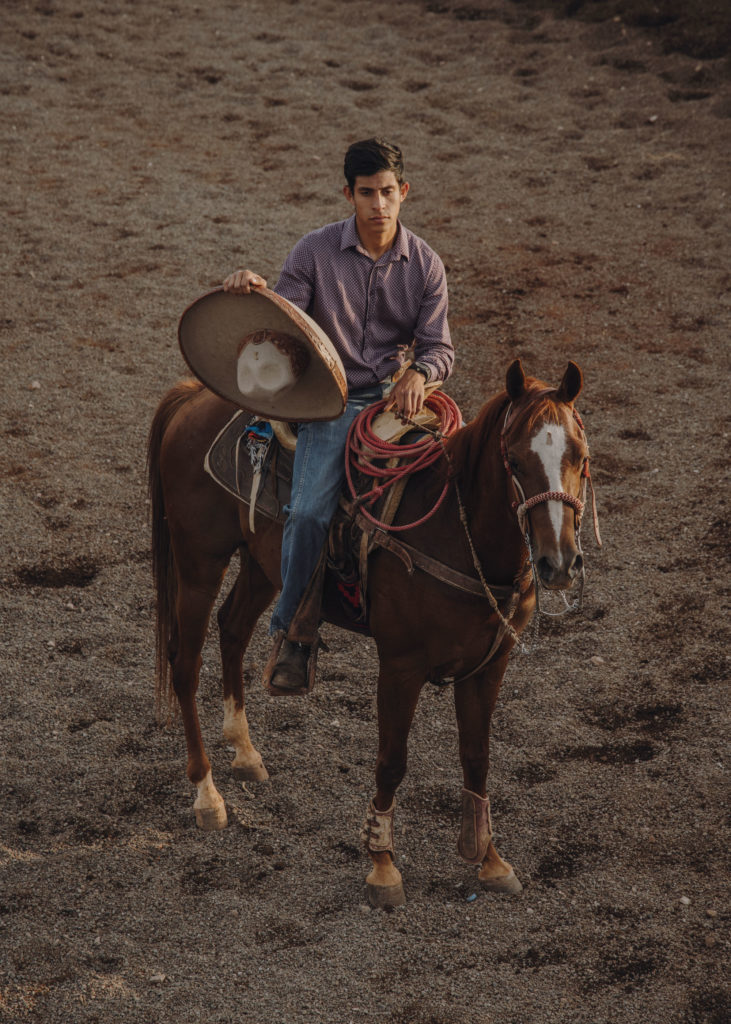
[273,215,453,389]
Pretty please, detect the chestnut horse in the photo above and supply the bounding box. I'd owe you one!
[148,359,592,907]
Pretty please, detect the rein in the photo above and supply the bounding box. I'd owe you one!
[345,388,602,669]
[345,393,526,663]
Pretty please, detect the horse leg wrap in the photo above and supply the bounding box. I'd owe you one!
[457,788,493,865]
[360,800,396,858]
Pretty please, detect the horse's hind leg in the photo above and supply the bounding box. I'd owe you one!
[218,547,277,782]
[171,567,229,831]
[454,655,522,894]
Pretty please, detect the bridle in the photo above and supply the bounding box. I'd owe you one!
[498,393,602,624]
[499,395,600,540]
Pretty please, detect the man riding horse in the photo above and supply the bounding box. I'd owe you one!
[222,138,454,693]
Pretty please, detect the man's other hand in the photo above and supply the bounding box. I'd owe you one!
[383,368,426,421]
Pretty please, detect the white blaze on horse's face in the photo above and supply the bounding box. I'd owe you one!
[530,421,568,546]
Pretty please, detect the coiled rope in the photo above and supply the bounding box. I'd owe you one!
[345,391,462,532]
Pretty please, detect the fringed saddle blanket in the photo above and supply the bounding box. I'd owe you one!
[204,411,293,529]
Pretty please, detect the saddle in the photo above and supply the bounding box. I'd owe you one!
[204,402,445,629]
[204,400,528,638]
[204,411,294,532]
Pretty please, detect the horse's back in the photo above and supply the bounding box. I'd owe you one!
[157,381,235,455]
[154,381,245,557]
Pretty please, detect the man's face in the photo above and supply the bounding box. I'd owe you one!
[344,170,409,237]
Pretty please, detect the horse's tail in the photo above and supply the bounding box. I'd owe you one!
[147,379,205,719]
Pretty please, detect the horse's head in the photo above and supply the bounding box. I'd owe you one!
[501,359,594,591]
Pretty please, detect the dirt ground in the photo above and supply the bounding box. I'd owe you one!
[1,1,729,1022]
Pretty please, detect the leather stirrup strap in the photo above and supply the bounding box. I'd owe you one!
[287,546,329,646]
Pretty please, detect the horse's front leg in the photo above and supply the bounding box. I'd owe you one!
[454,653,522,894]
[171,575,228,831]
[218,549,277,782]
[362,660,424,908]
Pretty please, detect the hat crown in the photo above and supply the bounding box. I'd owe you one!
[236,328,309,399]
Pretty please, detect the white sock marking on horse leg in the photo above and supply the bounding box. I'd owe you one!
[223,695,252,748]
[193,769,227,829]
[223,696,265,775]
[530,422,567,547]
[194,770,223,812]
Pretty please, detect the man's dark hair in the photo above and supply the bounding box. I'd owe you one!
[343,138,404,191]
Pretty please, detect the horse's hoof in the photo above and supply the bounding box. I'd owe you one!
[194,802,228,831]
[366,881,406,909]
[479,868,522,894]
[232,761,269,782]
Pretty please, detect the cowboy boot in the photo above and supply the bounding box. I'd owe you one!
[265,547,327,694]
[269,636,311,694]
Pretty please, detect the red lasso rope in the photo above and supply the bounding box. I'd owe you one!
[345,391,462,532]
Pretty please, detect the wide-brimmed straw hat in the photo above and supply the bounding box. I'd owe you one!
[178,287,347,421]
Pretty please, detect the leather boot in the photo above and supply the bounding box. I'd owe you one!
[269,638,311,694]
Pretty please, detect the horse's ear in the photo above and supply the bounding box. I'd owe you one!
[506,358,526,400]
[556,361,583,404]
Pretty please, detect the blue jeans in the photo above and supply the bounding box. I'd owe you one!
[270,384,387,636]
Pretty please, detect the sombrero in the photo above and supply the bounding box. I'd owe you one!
[178,287,347,421]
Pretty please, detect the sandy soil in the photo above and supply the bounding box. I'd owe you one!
[1,1,729,1022]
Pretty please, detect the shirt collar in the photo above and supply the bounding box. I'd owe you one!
[341,215,410,262]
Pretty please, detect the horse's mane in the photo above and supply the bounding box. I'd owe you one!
[446,390,509,481]
[446,380,564,506]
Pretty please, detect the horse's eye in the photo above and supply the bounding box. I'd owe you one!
[508,457,520,473]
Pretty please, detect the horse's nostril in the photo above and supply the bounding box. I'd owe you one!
[537,553,582,586]
[536,556,554,583]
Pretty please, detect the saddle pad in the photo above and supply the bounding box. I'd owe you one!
[204,406,435,523]
[204,411,293,524]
